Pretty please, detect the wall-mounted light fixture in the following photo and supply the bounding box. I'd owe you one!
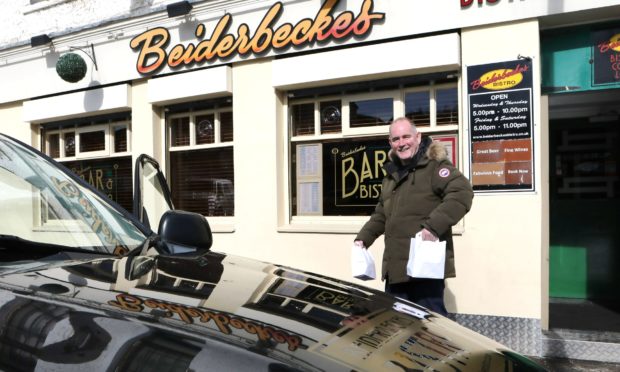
[167,1,192,18]
[30,34,52,47]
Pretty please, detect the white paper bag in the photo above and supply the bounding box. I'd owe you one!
[407,232,446,279]
[351,244,376,280]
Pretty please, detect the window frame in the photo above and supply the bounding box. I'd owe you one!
[44,120,131,161]
[283,80,463,233]
[342,90,401,137]
[75,124,110,158]
[167,108,233,152]
[165,106,235,230]
[23,0,76,14]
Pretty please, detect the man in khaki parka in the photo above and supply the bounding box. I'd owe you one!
[354,117,473,316]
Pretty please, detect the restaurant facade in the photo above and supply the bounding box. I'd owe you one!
[1,0,619,362]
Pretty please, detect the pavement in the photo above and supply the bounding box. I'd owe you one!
[529,356,620,372]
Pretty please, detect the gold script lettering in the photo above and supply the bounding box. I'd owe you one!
[130,0,385,74]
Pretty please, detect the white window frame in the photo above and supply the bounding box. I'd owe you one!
[44,120,131,161]
[111,122,132,156]
[23,0,76,14]
[284,81,462,233]
[165,107,235,231]
[168,108,233,152]
[342,91,400,137]
[44,131,61,158]
[403,83,460,133]
[75,124,110,159]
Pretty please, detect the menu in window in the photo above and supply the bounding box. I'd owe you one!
[591,27,620,86]
[467,59,534,192]
[297,144,322,215]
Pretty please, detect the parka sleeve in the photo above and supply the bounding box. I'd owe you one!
[423,161,474,237]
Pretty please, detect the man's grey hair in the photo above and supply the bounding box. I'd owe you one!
[388,117,417,137]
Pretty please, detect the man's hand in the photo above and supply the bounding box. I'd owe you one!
[420,228,438,241]
[354,240,366,249]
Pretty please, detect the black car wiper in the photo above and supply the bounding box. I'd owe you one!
[0,234,111,262]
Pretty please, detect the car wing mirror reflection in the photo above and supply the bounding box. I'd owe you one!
[124,255,156,281]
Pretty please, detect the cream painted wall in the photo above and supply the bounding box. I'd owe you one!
[132,79,163,163]
[212,58,387,292]
[131,79,169,229]
[454,19,543,318]
[0,102,36,146]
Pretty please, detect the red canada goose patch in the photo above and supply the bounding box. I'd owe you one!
[439,168,450,178]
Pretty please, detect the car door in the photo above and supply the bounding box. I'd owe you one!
[133,154,174,231]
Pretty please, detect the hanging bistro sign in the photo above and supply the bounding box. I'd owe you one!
[467,59,535,192]
[130,0,385,75]
[591,27,620,86]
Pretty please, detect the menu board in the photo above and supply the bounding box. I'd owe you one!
[591,27,620,86]
[467,60,534,192]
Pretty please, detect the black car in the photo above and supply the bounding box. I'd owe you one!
[0,133,546,371]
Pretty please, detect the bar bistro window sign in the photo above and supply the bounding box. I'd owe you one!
[323,138,389,216]
[467,59,534,192]
[591,27,620,86]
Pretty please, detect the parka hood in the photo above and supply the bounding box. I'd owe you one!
[385,136,449,176]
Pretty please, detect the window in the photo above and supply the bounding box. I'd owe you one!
[288,75,459,218]
[44,116,130,160]
[23,0,77,15]
[41,113,133,211]
[166,98,234,217]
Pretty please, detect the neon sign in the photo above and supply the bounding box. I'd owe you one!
[130,0,384,75]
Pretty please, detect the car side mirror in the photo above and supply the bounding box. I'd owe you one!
[157,210,212,254]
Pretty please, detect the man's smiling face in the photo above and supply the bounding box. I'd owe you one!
[388,119,421,162]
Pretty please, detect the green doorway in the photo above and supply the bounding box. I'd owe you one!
[549,92,620,332]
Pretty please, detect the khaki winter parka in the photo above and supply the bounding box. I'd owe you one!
[355,136,474,284]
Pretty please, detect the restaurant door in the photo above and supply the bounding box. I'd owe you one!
[548,89,620,332]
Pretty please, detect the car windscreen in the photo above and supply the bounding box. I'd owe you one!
[0,135,147,257]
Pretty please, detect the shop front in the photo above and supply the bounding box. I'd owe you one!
[542,23,620,336]
[1,0,620,362]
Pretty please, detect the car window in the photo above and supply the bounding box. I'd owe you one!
[0,135,147,256]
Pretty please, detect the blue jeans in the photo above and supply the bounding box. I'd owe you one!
[385,278,448,316]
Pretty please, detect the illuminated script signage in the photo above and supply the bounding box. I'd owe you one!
[130,0,384,75]
[592,28,620,86]
[467,59,534,192]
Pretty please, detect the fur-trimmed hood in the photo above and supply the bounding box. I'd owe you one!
[425,140,448,162]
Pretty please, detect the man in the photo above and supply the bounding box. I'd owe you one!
[354,117,473,316]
